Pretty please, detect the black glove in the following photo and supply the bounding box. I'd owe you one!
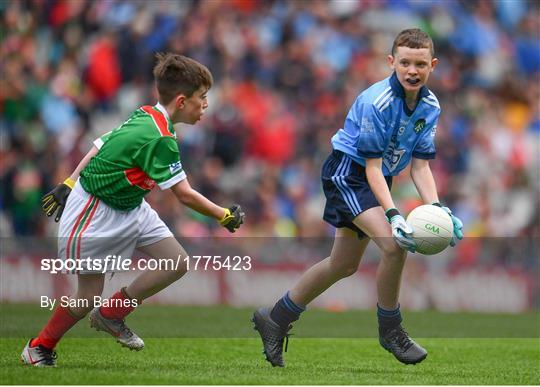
[218,204,245,233]
[41,179,74,222]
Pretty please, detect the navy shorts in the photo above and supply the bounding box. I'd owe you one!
[322,150,393,238]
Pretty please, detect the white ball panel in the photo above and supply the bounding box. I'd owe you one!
[406,205,454,255]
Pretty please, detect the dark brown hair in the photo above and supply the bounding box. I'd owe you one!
[153,53,213,104]
[391,28,434,57]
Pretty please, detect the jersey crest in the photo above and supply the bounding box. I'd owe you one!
[413,119,426,134]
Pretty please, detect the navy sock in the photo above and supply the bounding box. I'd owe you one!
[270,291,306,329]
[377,304,402,336]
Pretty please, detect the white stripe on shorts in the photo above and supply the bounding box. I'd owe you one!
[331,156,362,215]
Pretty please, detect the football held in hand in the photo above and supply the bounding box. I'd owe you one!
[407,205,453,255]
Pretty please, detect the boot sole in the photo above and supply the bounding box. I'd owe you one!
[89,315,144,351]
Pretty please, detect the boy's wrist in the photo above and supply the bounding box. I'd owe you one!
[385,208,400,222]
[219,207,231,223]
[63,177,75,190]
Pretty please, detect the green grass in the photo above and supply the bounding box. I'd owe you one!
[1,304,539,338]
[2,338,539,384]
[0,304,539,384]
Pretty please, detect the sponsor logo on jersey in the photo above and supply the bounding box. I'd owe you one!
[414,119,426,134]
[169,161,182,175]
[124,167,156,190]
[383,135,405,173]
[360,116,375,133]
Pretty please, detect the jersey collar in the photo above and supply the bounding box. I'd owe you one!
[155,102,171,121]
[389,72,430,115]
[154,102,176,137]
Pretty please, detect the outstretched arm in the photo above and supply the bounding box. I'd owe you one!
[170,179,244,232]
[171,178,227,219]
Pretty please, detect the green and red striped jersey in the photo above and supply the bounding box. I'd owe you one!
[80,104,186,211]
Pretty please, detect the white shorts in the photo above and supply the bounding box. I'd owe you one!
[58,180,173,273]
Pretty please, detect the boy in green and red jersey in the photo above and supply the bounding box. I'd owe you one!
[22,53,244,367]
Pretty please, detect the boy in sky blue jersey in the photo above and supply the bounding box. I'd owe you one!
[253,28,463,367]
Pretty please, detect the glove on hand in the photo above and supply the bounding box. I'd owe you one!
[42,178,75,222]
[433,202,463,247]
[219,204,245,233]
[385,208,416,253]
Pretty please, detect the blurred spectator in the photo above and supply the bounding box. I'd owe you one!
[86,31,122,108]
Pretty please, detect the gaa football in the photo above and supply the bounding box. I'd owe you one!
[407,204,453,255]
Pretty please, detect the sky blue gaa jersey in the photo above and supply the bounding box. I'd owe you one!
[331,72,440,176]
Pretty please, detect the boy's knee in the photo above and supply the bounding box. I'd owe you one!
[339,265,358,278]
[171,263,188,277]
[167,247,189,275]
[329,257,360,279]
[380,241,407,261]
[161,258,188,278]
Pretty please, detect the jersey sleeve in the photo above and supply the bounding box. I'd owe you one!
[349,102,387,159]
[133,137,187,190]
[413,123,437,159]
[93,131,113,149]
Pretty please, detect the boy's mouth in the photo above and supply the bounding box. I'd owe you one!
[406,78,420,86]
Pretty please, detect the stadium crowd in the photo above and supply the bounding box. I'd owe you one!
[1,0,539,267]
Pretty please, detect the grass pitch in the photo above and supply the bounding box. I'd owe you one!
[1,304,539,384]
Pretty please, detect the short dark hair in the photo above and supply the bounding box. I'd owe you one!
[391,28,434,57]
[153,53,213,104]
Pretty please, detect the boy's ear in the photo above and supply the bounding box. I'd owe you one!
[387,54,395,70]
[430,57,439,72]
[175,94,186,109]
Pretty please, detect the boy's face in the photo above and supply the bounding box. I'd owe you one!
[388,46,438,95]
[175,86,209,124]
